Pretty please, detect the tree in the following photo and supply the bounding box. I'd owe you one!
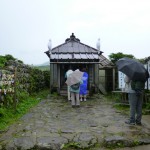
[5,54,16,61]
[137,58,146,64]
[0,55,6,67]
[108,52,135,64]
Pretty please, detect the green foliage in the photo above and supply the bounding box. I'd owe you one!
[0,107,15,130]
[0,56,6,67]
[27,68,45,93]
[0,54,51,129]
[0,54,23,68]
[1,58,50,96]
[0,89,49,131]
[4,54,16,61]
[137,58,146,64]
[108,52,135,64]
[145,102,150,110]
[113,103,129,110]
[16,91,29,103]
[43,70,50,88]
[61,142,81,150]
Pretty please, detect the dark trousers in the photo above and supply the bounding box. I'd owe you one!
[128,93,143,123]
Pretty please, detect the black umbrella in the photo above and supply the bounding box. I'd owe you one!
[116,57,149,82]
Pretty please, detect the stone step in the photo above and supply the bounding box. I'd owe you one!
[60,90,89,96]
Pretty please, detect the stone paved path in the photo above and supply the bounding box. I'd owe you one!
[0,94,150,149]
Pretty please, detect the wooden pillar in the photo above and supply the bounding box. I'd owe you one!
[49,60,51,94]
[112,68,115,90]
[95,64,99,92]
[58,64,60,93]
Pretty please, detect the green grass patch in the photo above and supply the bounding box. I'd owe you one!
[113,103,129,110]
[0,89,49,131]
[112,103,130,115]
[61,142,81,150]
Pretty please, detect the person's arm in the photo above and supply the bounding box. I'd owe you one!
[124,76,130,83]
[80,80,83,84]
[65,72,67,78]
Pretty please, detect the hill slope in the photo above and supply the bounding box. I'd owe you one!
[34,65,49,71]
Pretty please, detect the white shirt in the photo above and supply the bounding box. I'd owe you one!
[66,70,73,78]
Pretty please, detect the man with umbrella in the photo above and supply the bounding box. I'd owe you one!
[66,69,83,108]
[116,57,149,125]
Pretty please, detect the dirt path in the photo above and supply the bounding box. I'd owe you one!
[0,94,150,149]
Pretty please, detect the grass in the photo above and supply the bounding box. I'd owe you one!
[61,142,81,150]
[109,93,150,115]
[34,65,49,71]
[0,89,49,131]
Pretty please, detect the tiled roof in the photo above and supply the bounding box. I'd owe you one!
[50,53,99,60]
[44,33,114,68]
[99,55,114,68]
[51,41,99,54]
[45,33,102,60]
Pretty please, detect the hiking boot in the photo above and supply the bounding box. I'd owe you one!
[136,122,142,126]
[125,120,135,125]
[76,105,80,108]
[72,105,76,108]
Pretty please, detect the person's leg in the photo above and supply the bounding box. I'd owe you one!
[80,95,83,101]
[71,92,75,107]
[83,94,87,101]
[136,93,143,124]
[128,93,137,123]
[68,86,71,101]
[76,93,80,106]
[83,86,87,101]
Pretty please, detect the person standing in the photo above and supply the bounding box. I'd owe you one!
[124,76,144,125]
[65,69,73,101]
[70,82,82,108]
[80,68,88,101]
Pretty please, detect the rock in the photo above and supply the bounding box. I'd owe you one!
[1,94,150,149]
[139,138,150,145]
[36,136,68,150]
[104,135,133,147]
[73,132,97,148]
[14,136,36,149]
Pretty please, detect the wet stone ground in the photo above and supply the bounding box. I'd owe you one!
[0,94,150,150]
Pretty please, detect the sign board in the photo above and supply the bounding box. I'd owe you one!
[118,71,126,90]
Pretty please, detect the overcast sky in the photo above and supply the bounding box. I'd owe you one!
[0,0,150,65]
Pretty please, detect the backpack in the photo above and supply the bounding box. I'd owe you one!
[71,83,80,90]
[131,80,145,95]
